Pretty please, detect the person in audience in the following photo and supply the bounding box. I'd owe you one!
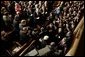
[19,19,27,30]
[1,1,84,56]
[19,27,29,44]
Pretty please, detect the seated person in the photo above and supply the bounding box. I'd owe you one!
[19,27,29,44]
[19,19,27,30]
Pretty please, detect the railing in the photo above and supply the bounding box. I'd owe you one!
[65,17,84,56]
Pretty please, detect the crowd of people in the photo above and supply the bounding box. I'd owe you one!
[1,1,84,56]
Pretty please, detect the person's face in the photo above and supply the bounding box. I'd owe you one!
[50,13,52,17]
[39,1,41,5]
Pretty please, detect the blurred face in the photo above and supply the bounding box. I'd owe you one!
[58,28,62,33]
[67,14,69,18]
[50,13,52,16]
[39,1,41,6]
[70,1,72,4]
[35,4,38,8]
[44,1,47,7]
[1,31,5,37]
[69,8,71,12]
[42,5,45,11]
[29,1,32,6]
[66,23,69,28]
[49,23,53,28]
[22,27,28,32]
[21,20,26,26]
[36,8,39,13]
